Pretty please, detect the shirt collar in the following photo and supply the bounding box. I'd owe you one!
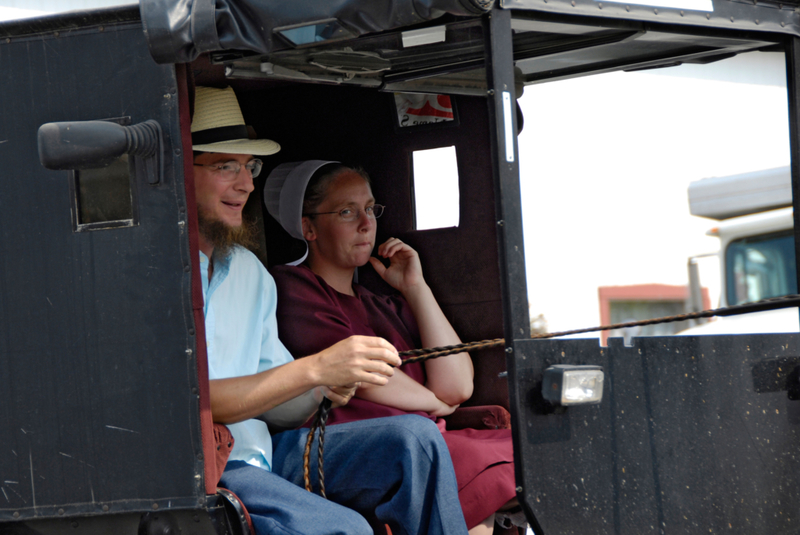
[199,248,235,314]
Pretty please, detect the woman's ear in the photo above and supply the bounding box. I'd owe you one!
[302,217,316,242]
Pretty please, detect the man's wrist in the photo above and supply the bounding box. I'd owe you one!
[301,353,325,386]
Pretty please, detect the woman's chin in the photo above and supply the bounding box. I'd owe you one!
[353,253,373,268]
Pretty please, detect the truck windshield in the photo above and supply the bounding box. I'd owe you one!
[726,230,797,305]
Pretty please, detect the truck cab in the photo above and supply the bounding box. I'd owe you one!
[684,166,799,334]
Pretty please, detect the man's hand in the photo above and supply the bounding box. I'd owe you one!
[322,382,361,407]
[310,335,401,388]
[210,336,398,425]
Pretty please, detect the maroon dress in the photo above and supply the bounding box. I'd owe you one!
[272,264,515,528]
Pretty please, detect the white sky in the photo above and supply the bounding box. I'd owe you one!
[0,1,132,21]
[0,7,49,20]
[517,52,790,334]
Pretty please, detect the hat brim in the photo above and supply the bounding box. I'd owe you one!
[193,138,281,156]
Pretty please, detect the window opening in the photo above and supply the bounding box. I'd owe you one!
[411,146,460,230]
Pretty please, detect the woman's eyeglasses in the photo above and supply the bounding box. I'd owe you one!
[304,204,385,222]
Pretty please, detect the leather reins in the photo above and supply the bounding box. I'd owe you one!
[302,293,800,496]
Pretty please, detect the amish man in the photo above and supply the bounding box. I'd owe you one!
[191,86,468,535]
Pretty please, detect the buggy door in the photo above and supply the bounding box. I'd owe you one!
[0,8,205,522]
[488,8,800,534]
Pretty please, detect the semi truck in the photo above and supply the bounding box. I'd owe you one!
[684,166,800,333]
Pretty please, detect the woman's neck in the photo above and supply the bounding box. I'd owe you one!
[307,259,356,296]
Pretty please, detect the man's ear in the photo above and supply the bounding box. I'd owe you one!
[302,217,316,241]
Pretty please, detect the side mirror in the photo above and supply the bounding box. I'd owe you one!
[38,120,163,184]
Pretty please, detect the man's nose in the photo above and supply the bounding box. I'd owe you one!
[235,168,255,193]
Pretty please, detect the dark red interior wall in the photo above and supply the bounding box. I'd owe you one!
[237,84,510,409]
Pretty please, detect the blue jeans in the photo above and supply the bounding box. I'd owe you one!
[220,414,467,535]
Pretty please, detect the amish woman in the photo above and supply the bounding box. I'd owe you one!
[264,161,525,533]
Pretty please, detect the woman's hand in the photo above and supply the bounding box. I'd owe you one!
[369,238,426,294]
[370,237,474,408]
[430,399,460,418]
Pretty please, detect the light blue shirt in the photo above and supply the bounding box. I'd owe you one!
[201,247,294,471]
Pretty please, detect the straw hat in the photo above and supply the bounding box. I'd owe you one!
[192,86,280,155]
[264,160,339,265]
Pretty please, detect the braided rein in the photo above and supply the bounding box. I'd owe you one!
[302,293,800,495]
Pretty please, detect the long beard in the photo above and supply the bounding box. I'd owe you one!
[197,209,257,258]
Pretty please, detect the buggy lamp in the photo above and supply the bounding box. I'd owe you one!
[542,365,604,406]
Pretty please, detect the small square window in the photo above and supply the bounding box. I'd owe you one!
[75,155,134,222]
[69,119,139,232]
[412,146,460,230]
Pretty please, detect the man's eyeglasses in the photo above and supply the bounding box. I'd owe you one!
[304,204,385,222]
[193,159,263,181]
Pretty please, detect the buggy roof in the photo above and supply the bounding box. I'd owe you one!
[137,0,792,93]
[0,1,792,93]
[140,0,495,64]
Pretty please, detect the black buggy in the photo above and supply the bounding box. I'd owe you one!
[1,0,799,533]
